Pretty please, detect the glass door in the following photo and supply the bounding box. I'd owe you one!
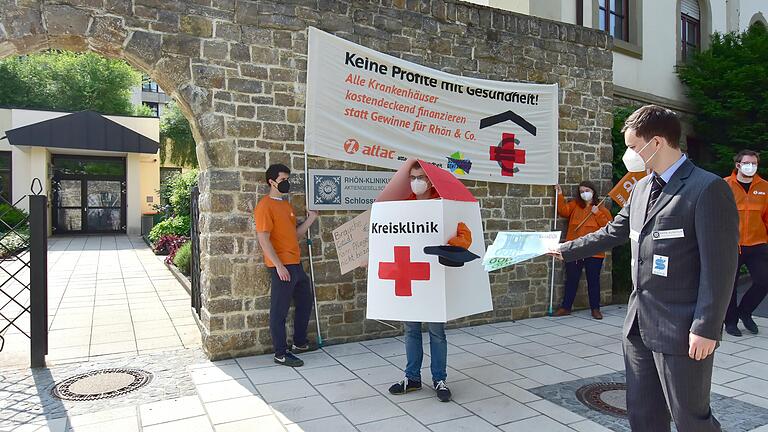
[54,179,84,232]
[52,156,127,234]
[85,180,123,232]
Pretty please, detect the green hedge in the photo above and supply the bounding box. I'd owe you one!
[173,241,192,275]
[169,170,198,217]
[148,215,190,244]
[0,203,28,232]
[611,107,635,298]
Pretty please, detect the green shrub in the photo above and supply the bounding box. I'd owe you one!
[0,203,28,232]
[0,229,29,258]
[173,241,192,275]
[148,215,190,244]
[169,170,198,217]
[610,107,635,298]
[154,171,180,215]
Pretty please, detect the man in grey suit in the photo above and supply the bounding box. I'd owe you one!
[551,105,739,432]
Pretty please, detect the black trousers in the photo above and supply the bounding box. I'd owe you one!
[269,264,313,356]
[724,243,768,325]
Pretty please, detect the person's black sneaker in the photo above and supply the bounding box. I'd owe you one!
[388,377,422,395]
[274,352,304,367]
[290,343,315,353]
[434,380,451,402]
[725,324,742,337]
[741,313,759,334]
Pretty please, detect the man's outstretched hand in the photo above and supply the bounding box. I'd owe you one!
[546,245,563,261]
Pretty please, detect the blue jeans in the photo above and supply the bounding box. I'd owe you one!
[404,322,447,383]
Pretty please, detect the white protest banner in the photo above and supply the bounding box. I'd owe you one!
[308,169,393,210]
[484,231,562,271]
[305,27,559,185]
[333,210,371,275]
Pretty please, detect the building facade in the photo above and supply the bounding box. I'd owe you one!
[130,75,174,118]
[0,108,161,235]
[469,0,768,118]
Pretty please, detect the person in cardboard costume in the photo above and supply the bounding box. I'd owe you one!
[394,161,469,402]
[367,159,491,403]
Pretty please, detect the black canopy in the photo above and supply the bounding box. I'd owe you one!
[5,110,159,154]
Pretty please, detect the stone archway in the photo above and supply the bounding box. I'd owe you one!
[0,1,229,355]
[1,1,614,360]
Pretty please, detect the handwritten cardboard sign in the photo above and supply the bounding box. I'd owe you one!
[333,210,371,275]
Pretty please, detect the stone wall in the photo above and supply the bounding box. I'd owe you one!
[0,0,614,359]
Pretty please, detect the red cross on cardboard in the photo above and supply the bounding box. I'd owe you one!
[378,246,431,297]
[489,133,526,176]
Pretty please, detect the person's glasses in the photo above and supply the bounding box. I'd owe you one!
[409,175,427,181]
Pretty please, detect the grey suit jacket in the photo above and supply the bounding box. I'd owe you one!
[561,159,739,355]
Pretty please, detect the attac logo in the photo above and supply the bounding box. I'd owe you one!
[344,138,360,154]
[342,139,396,160]
[447,151,472,175]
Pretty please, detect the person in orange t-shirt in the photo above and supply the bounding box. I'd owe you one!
[254,164,318,367]
[723,150,768,336]
[553,181,613,320]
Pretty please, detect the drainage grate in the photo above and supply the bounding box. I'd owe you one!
[51,368,153,401]
[575,382,628,418]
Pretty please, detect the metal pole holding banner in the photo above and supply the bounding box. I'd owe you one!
[548,187,559,317]
[29,179,48,368]
[304,154,324,347]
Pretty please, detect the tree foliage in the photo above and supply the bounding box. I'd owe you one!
[160,101,198,168]
[0,51,144,116]
[610,107,635,297]
[677,24,768,175]
[611,106,635,184]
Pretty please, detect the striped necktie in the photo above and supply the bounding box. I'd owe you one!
[646,175,666,217]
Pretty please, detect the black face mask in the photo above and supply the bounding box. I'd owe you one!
[276,180,290,194]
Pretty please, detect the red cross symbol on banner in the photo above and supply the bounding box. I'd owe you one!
[378,246,431,297]
[489,133,526,176]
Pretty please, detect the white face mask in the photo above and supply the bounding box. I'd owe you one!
[622,138,660,173]
[410,179,429,195]
[580,191,594,202]
[740,163,758,177]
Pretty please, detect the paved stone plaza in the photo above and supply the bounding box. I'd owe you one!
[0,235,201,369]
[2,306,768,432]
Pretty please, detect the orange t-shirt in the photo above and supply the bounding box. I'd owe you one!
[254,196,300,267]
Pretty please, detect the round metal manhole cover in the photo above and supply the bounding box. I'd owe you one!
[51,368,153,401]
[576,382,628,418]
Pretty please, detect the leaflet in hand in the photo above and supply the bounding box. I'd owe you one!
[483,231,561,271]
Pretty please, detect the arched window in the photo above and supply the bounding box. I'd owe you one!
[681,0,701,62]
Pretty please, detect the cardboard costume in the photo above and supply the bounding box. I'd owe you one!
[366,159,493,323]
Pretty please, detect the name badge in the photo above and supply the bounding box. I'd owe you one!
[652,255,669,277]
[652,229,684,240]
[629,230,640,242]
